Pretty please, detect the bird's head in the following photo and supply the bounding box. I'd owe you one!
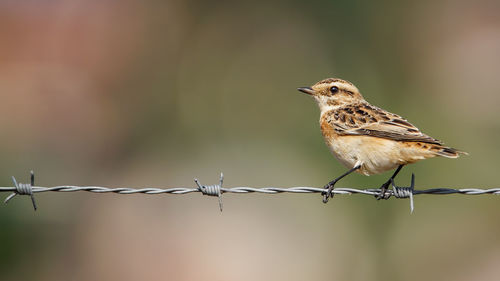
[298,78,364,111]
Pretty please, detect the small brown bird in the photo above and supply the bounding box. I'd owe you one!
[298,78,466,203]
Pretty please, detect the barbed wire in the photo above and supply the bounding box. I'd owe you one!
[1,171,499,213]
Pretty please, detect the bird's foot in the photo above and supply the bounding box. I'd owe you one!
[322,180,337,203]
[321,165,361,203]
[375,180,392,200]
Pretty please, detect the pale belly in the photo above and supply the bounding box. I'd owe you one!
[325,135,433,175]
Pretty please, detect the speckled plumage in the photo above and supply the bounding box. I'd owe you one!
[300,78,466,176]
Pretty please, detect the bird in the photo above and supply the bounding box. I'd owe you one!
[298,78,467,203]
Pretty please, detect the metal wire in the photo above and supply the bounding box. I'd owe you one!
[2,185,500,195]
[1,171,499,213]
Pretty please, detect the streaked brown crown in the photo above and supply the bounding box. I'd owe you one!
[314,78,354,86]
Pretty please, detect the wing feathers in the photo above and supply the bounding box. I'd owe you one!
[352,128,442,144]
[326,103,443,144]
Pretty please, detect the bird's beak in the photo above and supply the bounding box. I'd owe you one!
[297,87,315,95]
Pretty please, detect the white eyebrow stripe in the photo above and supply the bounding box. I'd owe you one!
[328,82,359,94]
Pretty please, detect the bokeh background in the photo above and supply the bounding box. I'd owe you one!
[1,0,499,280]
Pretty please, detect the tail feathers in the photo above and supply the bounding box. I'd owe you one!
[436,146,468,158]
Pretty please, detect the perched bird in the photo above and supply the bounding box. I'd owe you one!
[298,78,466,203]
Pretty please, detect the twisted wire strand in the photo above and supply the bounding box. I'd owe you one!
[1,171,499,213]
[1,185,499,195]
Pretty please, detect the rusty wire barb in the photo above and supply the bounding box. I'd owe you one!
[1,171,500,213]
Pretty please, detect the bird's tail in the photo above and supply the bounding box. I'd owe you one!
[435,146,468,158]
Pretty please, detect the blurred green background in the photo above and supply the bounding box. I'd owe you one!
[1,0,499,280]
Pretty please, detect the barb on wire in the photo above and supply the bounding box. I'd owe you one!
[390,173,415,213]
[5,170,37,211]
[1,171,499,213]
[195,173,224,212]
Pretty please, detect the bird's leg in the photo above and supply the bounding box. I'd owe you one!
[376,164,404,200]
[323,165,361,203]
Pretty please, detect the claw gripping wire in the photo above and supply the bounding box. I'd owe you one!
[195,173,224,212]
[5,170,37,211]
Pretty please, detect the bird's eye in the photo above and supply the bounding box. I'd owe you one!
[330,86,339,94]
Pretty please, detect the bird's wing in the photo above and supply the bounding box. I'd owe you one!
[329,103,443,145]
